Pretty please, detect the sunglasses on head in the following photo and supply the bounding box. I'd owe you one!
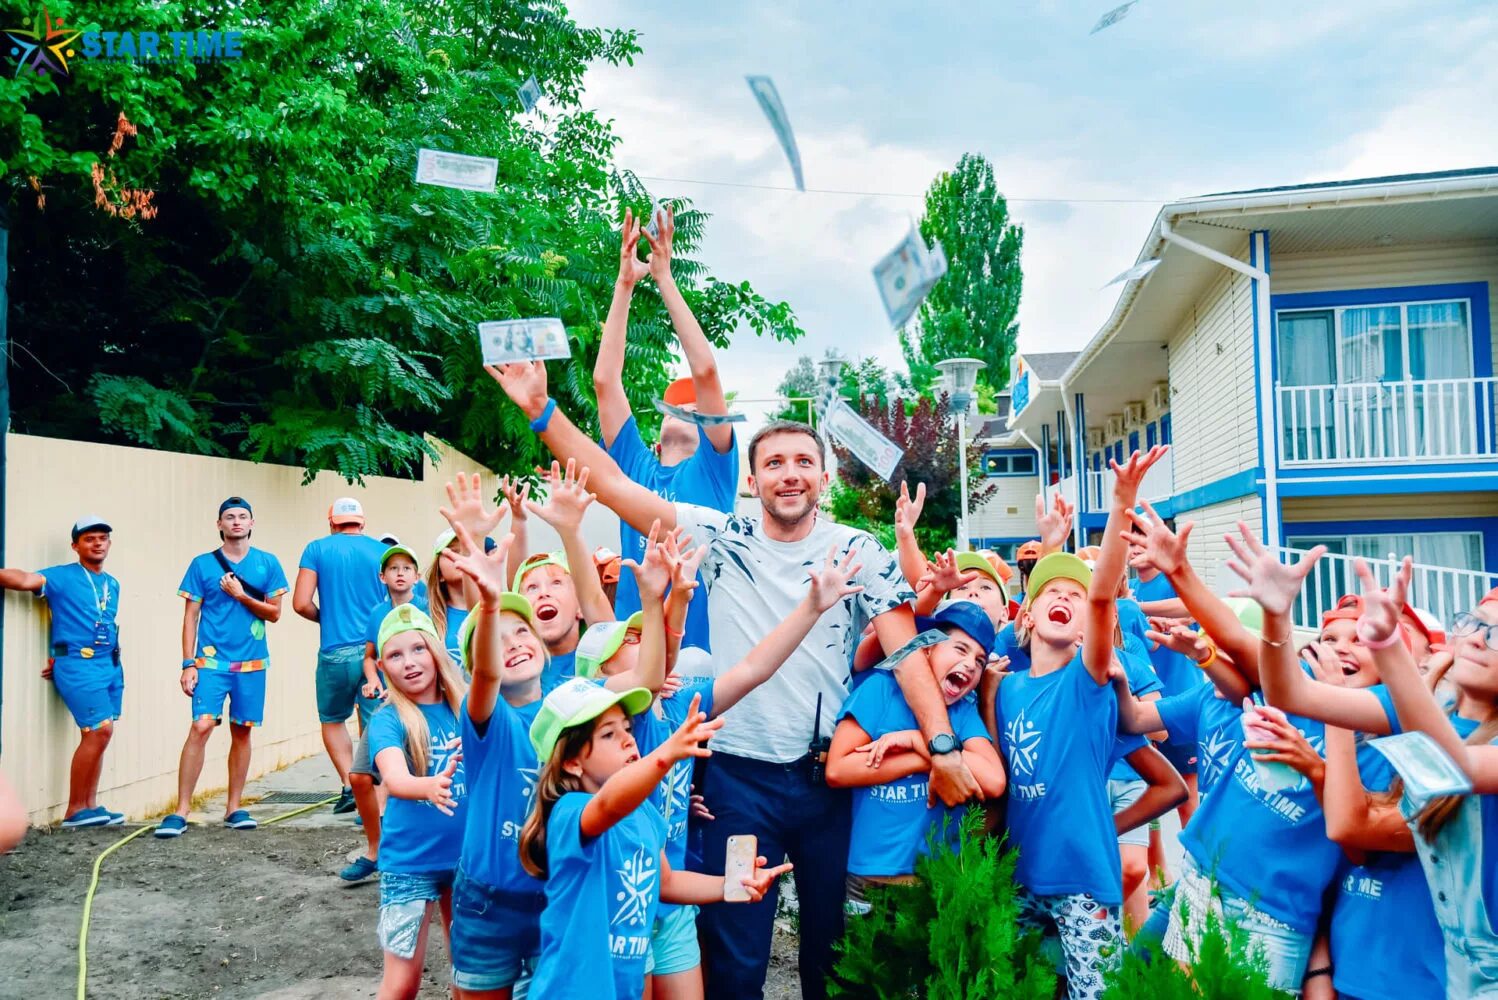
[1452,612,1498,651]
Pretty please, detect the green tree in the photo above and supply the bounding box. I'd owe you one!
[771,354,819,424]
[899,153,1023,398]
[2,0,800,482]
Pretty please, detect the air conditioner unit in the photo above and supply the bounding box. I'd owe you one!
[1150,383,1170,414]
[1105,415,1125,440]
[1087,428,1105,451]
[1124,402,1146,428]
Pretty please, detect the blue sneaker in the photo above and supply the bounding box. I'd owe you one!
[224,809,257,830]
[339,855,378,882]
[154,814,188,838]
[99,806,125,826]
[61,807,112,829]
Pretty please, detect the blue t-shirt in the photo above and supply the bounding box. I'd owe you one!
[37,563,122,654]
[529,792,668,1000]
[995,648,1125,903]
[368,701,467,874]
[177,549,288,667]
[445,606,470,671]
[1132,573,1204,704]
[1110,637,1164,782]
[606,415,737,652]
[298,533,386,650]
[362,593,431,650]
[542,651,577,693]
[1156,682,1243,798]
[992,622,1029,673]
[840,671,990,877]
[459,695,544,895]
[1116,598,1150,648]
[632,678,716,874]
[1177,683,1400,932]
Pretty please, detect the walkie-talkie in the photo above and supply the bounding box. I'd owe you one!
[808,692,832,784]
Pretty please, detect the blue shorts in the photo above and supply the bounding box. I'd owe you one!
[449,868,543,991]
[378,870,454,959]
[1165,858,1312,994]
[192,669,267,727]
[1160,741,1199,776]
[314,643,378,725]
[651,904,701,976]
[51,655,123,731]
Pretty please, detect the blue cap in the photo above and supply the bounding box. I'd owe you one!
[916,599,996,658]
[219,496,252,517]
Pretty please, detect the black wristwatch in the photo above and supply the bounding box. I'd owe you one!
[927,733,960,756]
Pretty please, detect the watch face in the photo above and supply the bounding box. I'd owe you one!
[929,733,959,755]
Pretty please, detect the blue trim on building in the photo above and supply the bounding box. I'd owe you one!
[1155,467,1262,520]
[1277,471,1498,497]
[1281,517,1498,575]
[1251,230,1271,542]
[1075,392,1088,513]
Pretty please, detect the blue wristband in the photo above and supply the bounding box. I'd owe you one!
[530,397,557,433]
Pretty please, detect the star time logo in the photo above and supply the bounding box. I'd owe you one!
[6,6,245,80]
[6,6,80,77]
[1005,711,1042,778]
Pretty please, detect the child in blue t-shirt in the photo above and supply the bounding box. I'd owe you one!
[426,529,472,673]
[519,678,790,1000]
[827,600,1005,888]
[366,603,468,1000]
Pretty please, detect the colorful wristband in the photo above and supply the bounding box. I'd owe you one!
[529,397,557,434]
[182,658,197,669]
[1358,620,1403,649]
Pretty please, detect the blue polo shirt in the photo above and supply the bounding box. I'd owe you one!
[177,548,289,667]
[37,563,121,655]
[298,533,387,650]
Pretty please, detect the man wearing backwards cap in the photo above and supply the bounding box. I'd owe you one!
[293,496,388,815]
[156,498,289,839]
[0,516,124,826]
[590,204,738,653]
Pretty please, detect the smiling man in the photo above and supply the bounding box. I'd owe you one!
[489,360,982,1000]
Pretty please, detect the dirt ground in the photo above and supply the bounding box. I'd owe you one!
[0,821,804,999]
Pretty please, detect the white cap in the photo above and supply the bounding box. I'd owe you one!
[328,497,365,525]
[675,647,713,676]
[377,532,401,546]
[71,515,112,541]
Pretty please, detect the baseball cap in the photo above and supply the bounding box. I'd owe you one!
[1016,540,1043,562]
[575,612,646,678]
[1023,552,1093,607]
[377,532,402,546]
[917,599,997,658]
[433,529,458,558]
[530,677,654,762]
[663,377,696,407]
[594,547,622,586]
[979,549,1015,584]
[376,603,439,654]
[1403,606,1446,647]
[71,515,112,541]
[218,496,252,517]
[952,552,1008,603]
[328,497,365,525]
[456,592,536,662]
[513,550,570,591]
[1077,545,1102,570]
[1322,593,1414,651]
[380,545,420,572]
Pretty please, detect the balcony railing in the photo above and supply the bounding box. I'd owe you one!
[1085,451,1174,512]
[1278,377,1498,465]
[1044,474,1076,511]
[1273,545,1497,634]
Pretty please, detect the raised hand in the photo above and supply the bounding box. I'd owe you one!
[617,208,649,288]
[1110,446,1169,503]
[1123,501,1194,577]
[424,750,462,816]
[660,693,724,764]
[498,474,531,525]
[1242,710,1324,785]
[525,459,596,532]
[1299,641,1348,687]
[1224,521,1323,617]
[1035,493,1074,553]
[642,203,676,286]
[896,481,927,534]
[807,546,865,613]
[1353,556,1412,647]
[444,524,516,605]
[485,360,549,420]
[440,471,506,541]
[671,537,709,595]
[928,549,979,594]
[1146,624,1212,664]
[624,520,674,602]
[730,857,794,904]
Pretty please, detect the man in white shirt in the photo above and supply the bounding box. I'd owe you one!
[489,360,980,999]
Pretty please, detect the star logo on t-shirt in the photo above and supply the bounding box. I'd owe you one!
[518,765,539,802]
[611,844,658,928]
[1005,711,1042,778]
[1200,728,1237,787]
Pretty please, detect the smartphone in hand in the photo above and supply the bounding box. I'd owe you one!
[723,834,758,903]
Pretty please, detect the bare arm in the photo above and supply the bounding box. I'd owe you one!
[527,460,614,626]
[1114,743,1187,834]
[292,568,319,622]
[826,720,930,788]
[0,568,45,592]
[1321,724,1414,852]
[1087,449,1169,685]
[499,477,530,588]
[374,747,461,814]
[661,852,790,905]
[1112,669,1165,735]
[605,589,667,696]
[893,482,929,589]
[580,698,720,837]
[1137,597,1190,619]
[438,522,516,729]
[181,599,201,662]
[594,211,649,446]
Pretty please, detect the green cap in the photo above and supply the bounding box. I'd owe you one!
[376,603,439,654]
[512,550,570,591]
[1222,597,1264,640]
[432,529,457,559]
[455,592,536,662]
[953,552,1008,603]
[574,612,645,678]
[380,544,421,572]
[1023,552,1093,607]
[529,677,654,762]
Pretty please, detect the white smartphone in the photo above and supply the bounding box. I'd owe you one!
[723,834,758,903]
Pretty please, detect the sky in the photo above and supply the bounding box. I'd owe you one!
[567,0,1498,419]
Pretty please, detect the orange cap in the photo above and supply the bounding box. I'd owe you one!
[1322,594,1413,651]
[594,547,621,585]
[663,378,695,407]
[1077,545,1102,565]
[1016,541,1043,561]
[981,551,1014,584]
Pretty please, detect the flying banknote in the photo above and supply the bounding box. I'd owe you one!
[745,75,805,191]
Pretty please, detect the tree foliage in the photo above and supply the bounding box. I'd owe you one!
[2,0,801,481]
[900,153,1023,397]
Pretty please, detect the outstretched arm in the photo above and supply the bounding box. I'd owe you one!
[439,522,516,728]
[1086,448,1168,685]
[498,476,531,588]
[1115,744,1187,834]
[608,525,677,697]
[487,361,677,536]
[526,460,613,626]
[594,209,650,446]
[0,569,45,592]
[580,696,722,837]
[1321,723,1414,853]
[893,482,929,589]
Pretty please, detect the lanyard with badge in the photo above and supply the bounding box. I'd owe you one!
[84,568,113,648]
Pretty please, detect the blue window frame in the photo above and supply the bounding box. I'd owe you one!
[982,451,1038,477]
[1160,413,1172,445]
[1128,430,1140,454]
[1146,422,1157,448]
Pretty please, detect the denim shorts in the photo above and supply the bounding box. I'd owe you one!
[1165,858,1312,995]
[1109,778,1150,848]
[449,868,544,991]
[314,643,377,725]
[377,870,454,959]
[650,904,701,976]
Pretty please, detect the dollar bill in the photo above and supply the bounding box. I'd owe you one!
[1090,0,1138,34]
[653,398,747,426]
[745,75,805,192]
[416,149,499,193]
[1103,258,1161,288]
[644,202,667,240]
[1370,731,1474,811]
[518,75,542,113]
[477,317,571,365]
[824,398,904,481]
[873,227,946,329]
[871,629,948,674]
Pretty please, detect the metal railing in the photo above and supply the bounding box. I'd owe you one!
[1274,545,1497,633]
[1277,376,1498,465]
[1085,451,1174,511]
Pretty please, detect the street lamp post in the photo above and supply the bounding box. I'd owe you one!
[936,357,985,553]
